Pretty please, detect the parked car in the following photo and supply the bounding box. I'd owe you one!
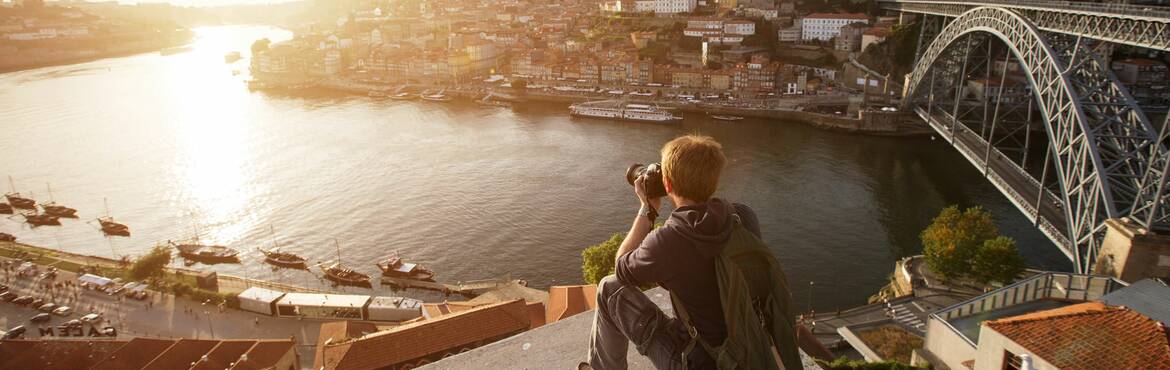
[30,313,51,323]
[52,306,72,316]
[1,326,26,339]
[29,298,44,307]
[0,284,8,293]
[62,319,82,329]
[80,313,102,323]
[37,303,56,312]
[0,292,16,302]
[12,296,34,306]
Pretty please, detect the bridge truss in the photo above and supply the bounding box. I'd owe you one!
[885,1,1170,273]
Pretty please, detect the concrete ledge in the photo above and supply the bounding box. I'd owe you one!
[423,287,823,369]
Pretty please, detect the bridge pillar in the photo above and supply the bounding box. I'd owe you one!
[1094,218,1170,283]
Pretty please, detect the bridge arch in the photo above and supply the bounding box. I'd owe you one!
[903,6,1158,272]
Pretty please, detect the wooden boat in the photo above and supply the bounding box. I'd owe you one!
[0,203,11,214]
[40,183,77,218]
[5,176,35,209]
[322,239,370,287]
[321,263,372,287]
[376,255,436,282]
[170,241,240,264]
[0,232,14,242]
[258,226,306,269]
[22,212,60,227]
[98,217,130,237]
[710,115,744,121]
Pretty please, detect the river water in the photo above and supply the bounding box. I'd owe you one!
[0,26,1070,310]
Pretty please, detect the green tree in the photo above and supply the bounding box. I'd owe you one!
[972,236,1025,284]
[921,206,998,280]
[250,38,271,54]
[582,233,624,284]
[128,245,172,280]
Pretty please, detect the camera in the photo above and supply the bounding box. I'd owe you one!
[625,163,667,199]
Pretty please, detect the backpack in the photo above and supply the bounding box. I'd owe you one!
[669,215,802,370]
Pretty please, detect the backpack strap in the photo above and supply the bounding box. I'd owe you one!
[669,291,715,369]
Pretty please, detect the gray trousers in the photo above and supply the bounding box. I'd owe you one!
[588,275,690,370]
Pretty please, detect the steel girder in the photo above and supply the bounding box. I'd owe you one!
[880,0,1170,52]
[904,7,1159,273]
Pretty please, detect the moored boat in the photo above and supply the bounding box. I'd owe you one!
[376,255,436,282]
[569,101,681,123]
[710,115,744,121]
[40,183,77,218]
[420,90,452,102]
[98,217,130,237]
[321,263,372,287]
[170,241,240,264]
[22,212,60,227]
[0,203,11,214]
[6,176,35,210]
[0,232,14,242]
[391,91,416,100]
[259,248,308,269]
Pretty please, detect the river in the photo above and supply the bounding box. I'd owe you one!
[0,25,1071,311]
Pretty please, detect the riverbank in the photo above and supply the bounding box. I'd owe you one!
[304,78,932,137]
[0,31,193,74]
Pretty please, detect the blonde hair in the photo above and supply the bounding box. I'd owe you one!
[661,135,726,201]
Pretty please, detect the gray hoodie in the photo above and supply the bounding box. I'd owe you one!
[616,197,762,350]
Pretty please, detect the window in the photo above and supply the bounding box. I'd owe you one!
[1002,350,1022,370]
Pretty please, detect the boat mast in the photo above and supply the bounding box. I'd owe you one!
[334,238,342,265]
[45,183,54,203]
[270,225,279,251]
[7,175,15,195]
[103,197,111,218]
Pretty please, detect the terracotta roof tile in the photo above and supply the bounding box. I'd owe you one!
[89,338,177,370]
[318,299,531,370]
[192,340,257,370]
[0,339,127,370]
[141,339,220,370]
[230,340,296,370]
[985,302,1170,370]
[546,285,597,324]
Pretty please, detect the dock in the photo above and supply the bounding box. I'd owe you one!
[380,276,527,297]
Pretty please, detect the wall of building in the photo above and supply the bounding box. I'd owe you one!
[922,317,978,369]
[972,327,1059,370]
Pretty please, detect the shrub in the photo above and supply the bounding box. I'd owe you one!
[582,233,624,285]
[128,245,172,281]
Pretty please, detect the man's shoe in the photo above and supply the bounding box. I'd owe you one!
[577,362,594,370]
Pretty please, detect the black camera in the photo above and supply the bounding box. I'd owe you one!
[626,163,667,199]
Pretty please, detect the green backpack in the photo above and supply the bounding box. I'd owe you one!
[669,215,802,370]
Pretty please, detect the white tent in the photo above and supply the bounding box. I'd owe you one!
[237,287,287,316]
[77,273,114,288]
[365,296,423,322]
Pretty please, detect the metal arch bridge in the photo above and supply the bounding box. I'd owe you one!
[879,0,1170,273]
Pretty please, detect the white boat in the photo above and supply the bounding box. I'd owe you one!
[419,90,452,102]
[711,115,744,121]
[569,101,681,123]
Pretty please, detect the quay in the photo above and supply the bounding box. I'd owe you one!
[380,276,528,297]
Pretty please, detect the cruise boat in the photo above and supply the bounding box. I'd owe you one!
[376,254,436,282]
[569,101,682,123]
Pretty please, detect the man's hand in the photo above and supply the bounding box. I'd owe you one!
[633,175,662,211]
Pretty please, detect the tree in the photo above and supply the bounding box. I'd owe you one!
[128,245,172,280]
[971,236,1025,284]
[250,38,270,54]
[582,233,624,284]
[920,206,998,280]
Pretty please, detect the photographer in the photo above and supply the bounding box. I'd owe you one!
[584,134,764,370]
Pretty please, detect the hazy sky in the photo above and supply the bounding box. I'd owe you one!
[7,0,304,7]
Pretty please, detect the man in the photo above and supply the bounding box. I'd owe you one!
[585,134,761,370]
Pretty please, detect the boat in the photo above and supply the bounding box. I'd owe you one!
[0,232,14,242]
[40,184,77,218]
[390,92,417,100]
[96,198,129,237]
[22,212,60,227]
[711,115,744,121]
[376,254,436,282]
[569,101,682,123]
[321,239,371,287]
[420,90,453,102]
[368,90,387,98]
[224,51,242,63]
[258,226,306,269]
[321,263,372,287]
[0,203,11,214]
[170,241,240,264]
[6,176,35,210]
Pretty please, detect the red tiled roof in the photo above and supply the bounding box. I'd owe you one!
[0,339,127,370]
[141,339,220,370]
[318,299,532,370]
[230,340,296,370]
[863,27,890,37]
[804,13,869,20]
[546,285,597,324]
[314,321,379,370]
[985,302,1170,370]
[192,340,257,370]
[90,338,177,370]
